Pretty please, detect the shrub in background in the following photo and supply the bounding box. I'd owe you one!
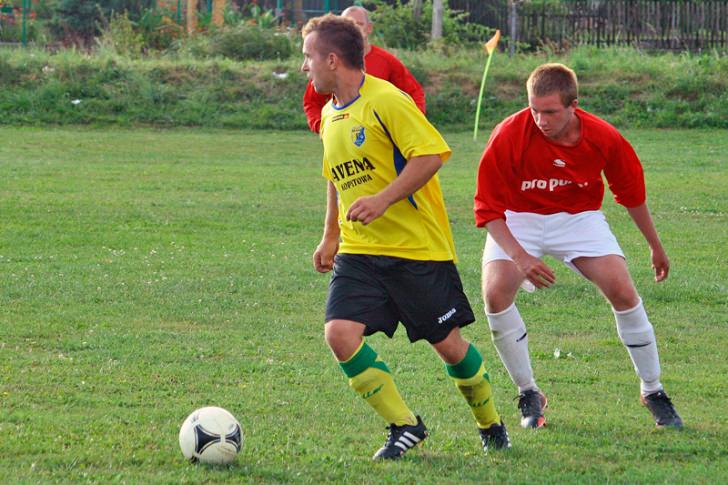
[49,0,103,46]
[96,11,144,58]
[136,6,184,51]
[366,0,494,50]
[207,24,293,61]
[0,7,46,43]
[48,0,156,46]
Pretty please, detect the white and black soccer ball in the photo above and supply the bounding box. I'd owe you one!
[179,406,242,465]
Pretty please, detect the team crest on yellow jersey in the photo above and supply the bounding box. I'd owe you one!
[351,126,366,147]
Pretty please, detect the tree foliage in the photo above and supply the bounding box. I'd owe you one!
[49,0,157,46]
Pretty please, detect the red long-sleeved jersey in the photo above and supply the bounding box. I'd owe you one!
[474,107,646,227]
[303,45,426,133]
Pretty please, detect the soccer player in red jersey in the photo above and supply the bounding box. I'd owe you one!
[302,6,425,134]
[475,63,682,430]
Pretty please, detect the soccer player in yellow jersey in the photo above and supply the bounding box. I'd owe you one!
[301,14,510,460]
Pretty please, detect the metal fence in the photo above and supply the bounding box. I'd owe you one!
[289,0,728,51]
[5,0,726,51]
[450,0,728,51]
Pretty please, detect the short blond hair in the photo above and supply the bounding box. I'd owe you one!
[302,14,364,70]
[526,63,578,107]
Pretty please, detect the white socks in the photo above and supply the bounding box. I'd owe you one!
[613,299,662,395]
[488,299,663,396]
[486,303,537,393]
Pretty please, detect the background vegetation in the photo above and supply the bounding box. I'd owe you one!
[2,0,727,130]
[1,45,727,130]
[1,126,727,483]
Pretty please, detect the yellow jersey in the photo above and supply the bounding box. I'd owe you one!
[320,74,455,262]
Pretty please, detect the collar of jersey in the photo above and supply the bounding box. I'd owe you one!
[332,74,366,110]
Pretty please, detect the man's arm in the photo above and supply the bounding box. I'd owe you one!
[386,56,426,114]
[626,202,669,282]
[369,46,426,114]
[485,218,556,289]
[303,81,331,134]
[313,181,340,273]
[345,154,441,225]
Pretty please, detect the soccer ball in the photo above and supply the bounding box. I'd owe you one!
[179,406,242,465]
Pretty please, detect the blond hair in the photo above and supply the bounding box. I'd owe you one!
[302,14,364,70]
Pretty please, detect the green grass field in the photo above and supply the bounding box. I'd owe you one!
[1,127,727,483]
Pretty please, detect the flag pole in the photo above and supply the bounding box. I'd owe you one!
[473,30,500,142]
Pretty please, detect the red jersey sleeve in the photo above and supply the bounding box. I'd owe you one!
[604,133,646,207]
[302,81,331,134]
[474,120,517,226]
[367,46,426,114]
[584,117,646,208]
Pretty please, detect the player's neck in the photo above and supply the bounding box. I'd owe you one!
[364,42,372,56]
[333,71,365,107]
[550,113,581,146]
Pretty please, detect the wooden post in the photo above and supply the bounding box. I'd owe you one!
[212,0,225,27]
[412,0,423,21]
[21,0,29,47]
[187,0,197,33]
[509,0,517,57]
[293,0,304,27]
[431,0,443,41]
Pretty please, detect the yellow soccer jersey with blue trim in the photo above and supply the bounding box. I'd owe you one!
[320,74,455,262]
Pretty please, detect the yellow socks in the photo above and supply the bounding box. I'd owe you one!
[339,341,417,426]
[339,341,499,429]
[446,344,501,429]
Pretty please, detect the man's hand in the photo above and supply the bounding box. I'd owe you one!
[313,237,339,273]
[346,194,389,225]
[651,245,670,282]
[625,203,669,283]
[513,252,556,289]
[344,154,442,226]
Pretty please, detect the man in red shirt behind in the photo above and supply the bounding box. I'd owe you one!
[475,63,682,431]
[302,5,426,134]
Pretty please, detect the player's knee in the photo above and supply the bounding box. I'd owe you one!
[483,286,515,313]
[604,285,640,311]
[324,320,363,359]
[324,321,344,345]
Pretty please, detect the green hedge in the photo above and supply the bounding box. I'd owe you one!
[1,46,727,130]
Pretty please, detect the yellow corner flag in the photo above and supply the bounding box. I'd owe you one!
[473,30,501,142]
[484,29,501,55]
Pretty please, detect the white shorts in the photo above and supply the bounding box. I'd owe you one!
[483,210,624,277]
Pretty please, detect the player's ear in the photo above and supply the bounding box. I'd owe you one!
[326,52,337,70]
[570,98,578,109]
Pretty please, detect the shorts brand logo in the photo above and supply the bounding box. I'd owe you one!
[437,308,457,324]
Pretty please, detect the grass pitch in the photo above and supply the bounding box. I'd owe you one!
[1,127,727,483]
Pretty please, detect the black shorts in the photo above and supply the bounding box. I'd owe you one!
[325,254,475,344]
